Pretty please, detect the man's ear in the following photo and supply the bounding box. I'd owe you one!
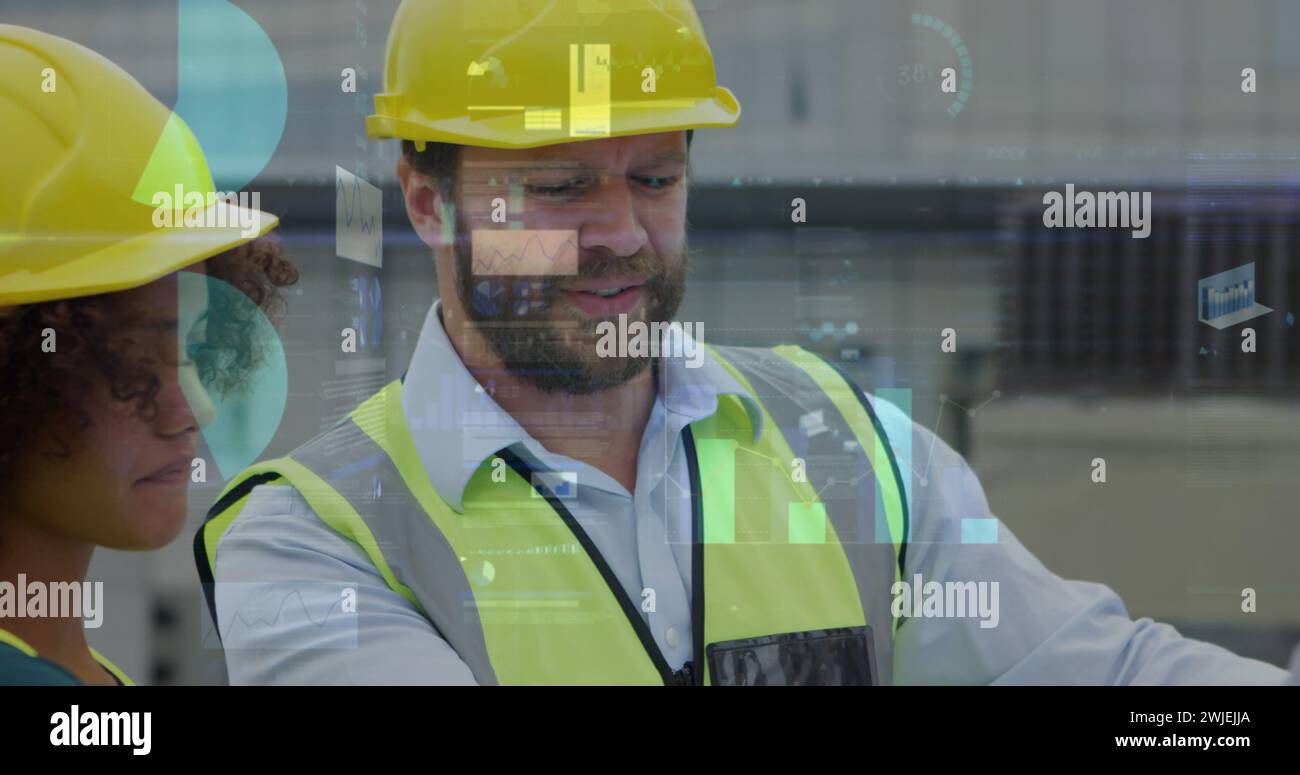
[397,154,451,249]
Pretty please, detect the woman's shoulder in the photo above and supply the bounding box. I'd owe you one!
[0,642,82,686]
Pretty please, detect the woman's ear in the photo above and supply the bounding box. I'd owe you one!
[397,155,452,249]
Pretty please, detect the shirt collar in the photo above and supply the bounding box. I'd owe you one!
[654,325,765,444]
[401,300,764,512]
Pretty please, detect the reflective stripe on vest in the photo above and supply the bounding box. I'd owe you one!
[198,344,908,684]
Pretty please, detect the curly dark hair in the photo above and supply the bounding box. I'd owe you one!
[0,235,298,484]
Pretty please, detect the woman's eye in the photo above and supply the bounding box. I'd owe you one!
[185,340,207,363]
[187,319,209,355]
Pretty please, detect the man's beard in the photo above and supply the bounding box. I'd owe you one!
[452,215,688,395]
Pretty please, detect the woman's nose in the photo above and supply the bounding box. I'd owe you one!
[169,363,218,433]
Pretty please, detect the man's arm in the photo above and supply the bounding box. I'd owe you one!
[213,484,478,685]
[866,396,1288,685]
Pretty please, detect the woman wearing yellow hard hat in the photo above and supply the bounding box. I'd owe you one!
[0,25,297,685]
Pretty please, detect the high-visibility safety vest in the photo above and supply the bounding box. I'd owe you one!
[196,344,909,685]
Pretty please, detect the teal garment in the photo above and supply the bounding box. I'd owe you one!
[0,642,81,686]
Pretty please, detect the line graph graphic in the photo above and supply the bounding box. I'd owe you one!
[336,165,382,268]
[897,391,1001,487]
[202,582,359,649]
[472,230,579,276]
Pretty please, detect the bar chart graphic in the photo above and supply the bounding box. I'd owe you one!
[1197,262,1272,329]
[569,43,611,138]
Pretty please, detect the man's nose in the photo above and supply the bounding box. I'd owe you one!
[578,176,650,258]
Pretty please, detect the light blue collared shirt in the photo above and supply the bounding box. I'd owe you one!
[213,301,1288,685]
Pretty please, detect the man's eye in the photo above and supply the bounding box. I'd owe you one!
[636,175,680,190]
[525,174,678,196]
[526,180,584,197]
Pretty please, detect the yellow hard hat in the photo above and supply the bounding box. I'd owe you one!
[367,0,741,150]
[0,25,279,307]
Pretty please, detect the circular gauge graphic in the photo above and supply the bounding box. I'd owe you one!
[872,13,972,120]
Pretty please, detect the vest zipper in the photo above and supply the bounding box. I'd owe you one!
[682,426,706,686]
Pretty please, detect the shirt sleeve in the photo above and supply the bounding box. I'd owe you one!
[867,397,1289,685]
[213,483,479,685]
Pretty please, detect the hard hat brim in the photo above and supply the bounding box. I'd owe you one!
[0,201,280,307]
[366,86,741,150]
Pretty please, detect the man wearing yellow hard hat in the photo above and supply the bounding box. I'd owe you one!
[202,0,1286,685]
[0,25,297,685]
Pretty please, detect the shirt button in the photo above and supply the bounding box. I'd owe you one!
[665,627,680,649]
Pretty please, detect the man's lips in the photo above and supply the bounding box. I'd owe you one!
[563,276,648,294]
[561,278,646,317]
